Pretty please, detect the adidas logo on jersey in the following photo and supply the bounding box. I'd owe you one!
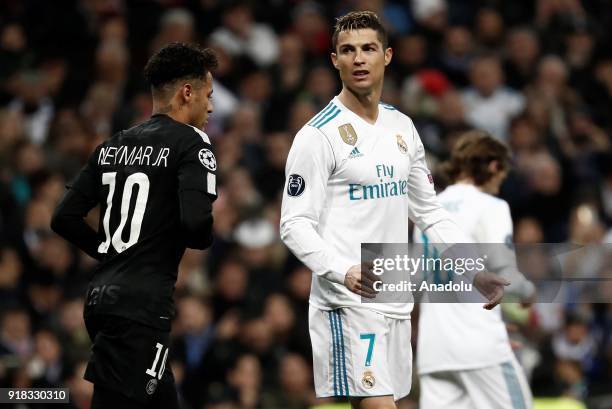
[349,147,364,159]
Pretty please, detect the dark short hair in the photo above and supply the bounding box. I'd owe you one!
[332,11,388,51]
[144,42,218,90]
[439,130,511,186]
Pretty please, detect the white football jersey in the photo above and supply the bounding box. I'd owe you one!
[280,96,470,319]
[415,183,533,373]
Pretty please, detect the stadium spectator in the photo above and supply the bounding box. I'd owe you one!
[462,54,525,140]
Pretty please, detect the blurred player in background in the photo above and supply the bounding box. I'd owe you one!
[280,11,509,409]
[414,130,535,409]
[51,43,218,409]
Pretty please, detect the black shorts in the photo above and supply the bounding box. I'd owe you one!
[84,314,179,408]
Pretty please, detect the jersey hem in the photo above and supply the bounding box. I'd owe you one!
[315,393,395,398]
[84,311,171,332]
[417,355,513,375]
[308,300,412,320]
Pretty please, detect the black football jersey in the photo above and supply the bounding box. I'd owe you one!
[69,114,217,330]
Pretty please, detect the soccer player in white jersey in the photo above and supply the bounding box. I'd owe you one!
[414,131,535,409]
[280,11,510,409]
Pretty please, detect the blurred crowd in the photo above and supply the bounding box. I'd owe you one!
[1,0,612,408]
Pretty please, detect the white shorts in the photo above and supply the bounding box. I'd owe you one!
[308,305,412,401]
[419,356,533,409]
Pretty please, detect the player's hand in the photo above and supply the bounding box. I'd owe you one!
[344,262,379,299]
[473,271,510,310]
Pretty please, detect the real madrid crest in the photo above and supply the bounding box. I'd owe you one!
[338,123,358,146]
[361,370,376,389]
[396,134,408,155]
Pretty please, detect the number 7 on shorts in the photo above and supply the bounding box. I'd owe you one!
[360,333,375,367]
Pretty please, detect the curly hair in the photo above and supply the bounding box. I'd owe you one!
[439,130,511,186]
[144,43,218,90]
[332,11,388,51]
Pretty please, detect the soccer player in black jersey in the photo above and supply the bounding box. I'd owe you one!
[51,43,218,408]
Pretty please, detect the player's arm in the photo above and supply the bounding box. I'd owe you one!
[406,121,508,308]
[406,121,471,245]
[280,127,354,286]
[177,138,217,250]
[51,147,103,260]
[478,202,536,302]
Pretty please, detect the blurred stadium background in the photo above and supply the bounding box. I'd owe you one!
[0,0,611,408]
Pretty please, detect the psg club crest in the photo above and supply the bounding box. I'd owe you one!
[287,174,305,197]
[338,123,358,146]
[396,134,408,155]
[198,148,217,171]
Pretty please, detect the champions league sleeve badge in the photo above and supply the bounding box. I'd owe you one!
[198,148,217,171]
[396,134,408,154]
[287,174,306,197]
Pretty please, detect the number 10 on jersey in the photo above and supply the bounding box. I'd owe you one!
[98,172,150,254]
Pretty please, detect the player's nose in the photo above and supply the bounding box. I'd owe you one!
[354,49,365,64]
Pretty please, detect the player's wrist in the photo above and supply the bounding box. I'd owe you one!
[325,259,353,285]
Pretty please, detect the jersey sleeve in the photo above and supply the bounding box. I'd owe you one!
[176,133,217,249]
[280,126,353,285]
[67,145,101,201]
[177,136,217,198]
[407,120,471,245]
[406,120,486,283]
[52,146,103,259]
[477,201,535,300]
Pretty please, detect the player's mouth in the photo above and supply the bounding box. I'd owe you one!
[352,70,370,80]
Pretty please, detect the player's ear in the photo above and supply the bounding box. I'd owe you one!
[488,160,499,174]
[384,47,393,66]
[181,83,193,102]
[331,52,339,70]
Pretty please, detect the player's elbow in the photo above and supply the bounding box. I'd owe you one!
[279,218,294,245]
[179,190,215,249]
[50,206,69,237]
[181,213,214,249]
[280,217,312,249]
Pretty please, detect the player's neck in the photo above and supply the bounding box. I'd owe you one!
[456,178,476,187]
[152,101,191,126]
[457,178,497,194]
[338,87,380,125]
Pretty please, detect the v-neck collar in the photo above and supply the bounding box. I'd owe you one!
[333,96,382,127]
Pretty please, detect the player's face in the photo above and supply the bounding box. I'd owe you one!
[191,72,214,129]
[331,29,392,96]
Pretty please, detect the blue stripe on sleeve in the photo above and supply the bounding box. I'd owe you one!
[315,107,341,128]
[308,103,334,126]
